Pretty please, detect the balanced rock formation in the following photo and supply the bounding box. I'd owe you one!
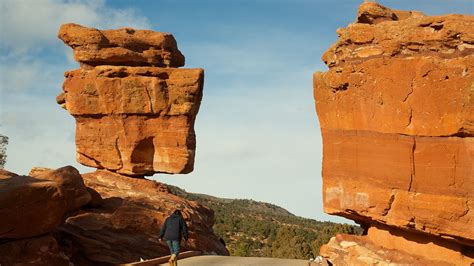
[1,24,226,265]
[57,170,228,264]
[50,24,226,264]
[313,2,473,264]
[57,23,203,176]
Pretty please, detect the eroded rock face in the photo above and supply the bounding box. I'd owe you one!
[57,170,229,264]
[314,2,474,264]
[58,24,203,176]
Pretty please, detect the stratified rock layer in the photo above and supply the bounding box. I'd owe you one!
[57,170,229,264]
[58,24,203,176]
[314,2,474,264]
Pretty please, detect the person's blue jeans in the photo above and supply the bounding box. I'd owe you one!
[166,240,181,255]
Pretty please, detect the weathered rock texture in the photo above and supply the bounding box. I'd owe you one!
[30,166,91,212]
[0,167,89,265]
[57,170,228,264]
[57,23,203,176]
[314,2,474,264]
[0,234,71,266]
[1,24,224,265]
[320,233,449,266]
[0,167,228,265]
[0,167,90,239]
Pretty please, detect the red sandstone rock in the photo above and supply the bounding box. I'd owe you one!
[0,167,91,239]
[58,23,185,68]
[320,232,449,266]
[56,170,228,264]
[314,2,474,264]
[30,166,91,212]
[0,234,71,265]
[58,25,203,176]
[0,171,67,239]
[365,224,474,265]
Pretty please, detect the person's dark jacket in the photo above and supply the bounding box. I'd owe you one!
[159,213,189,241]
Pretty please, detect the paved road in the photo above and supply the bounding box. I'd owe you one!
[159,255,310,266]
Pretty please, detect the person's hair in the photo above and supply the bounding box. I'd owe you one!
[174,209,182,215]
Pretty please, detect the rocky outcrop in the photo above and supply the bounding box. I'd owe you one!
[0,167,228,265]
[57,170,228,264]
[0,167,90,265]
[313,2,474,264]
[0,167,90,239]
[30,166,91,212]
[0,234,71,265]
[57,23,203,176]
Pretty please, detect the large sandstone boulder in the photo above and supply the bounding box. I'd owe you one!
[0,167,91,239]
[30,166,91,212]
[0,170,67,239]
[313,2,474,264]
[56,170,229,264]
[58,24,203,176]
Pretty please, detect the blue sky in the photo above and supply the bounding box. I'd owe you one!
[0,0,472,223]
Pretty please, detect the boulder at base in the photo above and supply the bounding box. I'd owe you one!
[57,170,229,264]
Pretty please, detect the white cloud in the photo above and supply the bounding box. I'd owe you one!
[0,0,150,55]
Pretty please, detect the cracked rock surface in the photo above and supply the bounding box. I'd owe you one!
[313,2,474,264]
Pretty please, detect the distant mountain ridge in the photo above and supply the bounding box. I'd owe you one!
[167,185,361,259]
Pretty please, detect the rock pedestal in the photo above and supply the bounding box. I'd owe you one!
[313,2,474,264]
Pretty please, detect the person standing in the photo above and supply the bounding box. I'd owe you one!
[159,209,189,266]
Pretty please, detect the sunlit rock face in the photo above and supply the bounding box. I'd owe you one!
[57,23,203,176]
[313,2,474,264]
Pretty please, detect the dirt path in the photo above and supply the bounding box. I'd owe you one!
[159,255,310,266]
